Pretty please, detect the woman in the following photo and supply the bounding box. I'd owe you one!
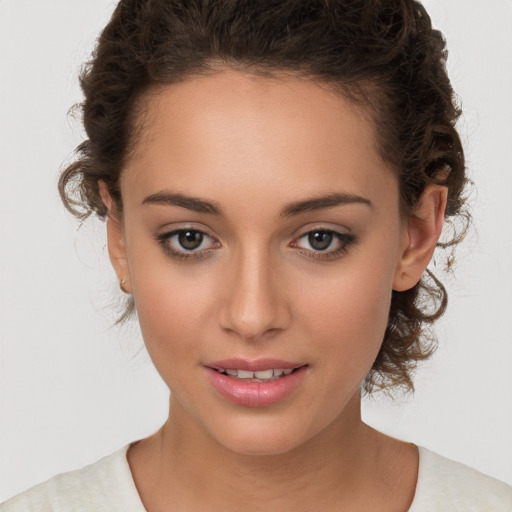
[2,0,511,510]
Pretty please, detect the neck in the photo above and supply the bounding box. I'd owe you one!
[128,392,407,511]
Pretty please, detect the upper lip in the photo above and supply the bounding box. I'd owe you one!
[205,358,307,372]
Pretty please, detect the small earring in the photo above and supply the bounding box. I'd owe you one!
[120,278,130,294]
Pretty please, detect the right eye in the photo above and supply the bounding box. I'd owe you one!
[156,229,219,260]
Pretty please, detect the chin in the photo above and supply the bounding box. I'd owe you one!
[205,414,319,457]
[219,432,306,457]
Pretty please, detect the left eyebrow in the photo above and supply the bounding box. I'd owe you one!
[280,192,373,217]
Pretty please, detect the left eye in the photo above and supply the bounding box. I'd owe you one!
[175,230,207,250]
[295,229,353,253]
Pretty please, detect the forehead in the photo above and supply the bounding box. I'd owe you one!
[122,68,395,209]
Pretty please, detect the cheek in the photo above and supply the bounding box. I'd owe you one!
[294,261,394,375]
[132,278,215,401]
[127,248,218,373]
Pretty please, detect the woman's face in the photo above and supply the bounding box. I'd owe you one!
[116,69,408,455]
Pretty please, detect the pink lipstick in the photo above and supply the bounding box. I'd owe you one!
[204,358,309,407]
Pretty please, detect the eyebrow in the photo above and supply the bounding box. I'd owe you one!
[142,192,222,214]
[280,192,372,217]
[141,191,372,216]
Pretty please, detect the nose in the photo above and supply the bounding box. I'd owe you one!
[218,246,290,342]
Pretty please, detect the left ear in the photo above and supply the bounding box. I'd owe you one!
[393,184,448,292]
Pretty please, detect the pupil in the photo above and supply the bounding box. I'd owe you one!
[178,230,203,250]
[308,231,333,251]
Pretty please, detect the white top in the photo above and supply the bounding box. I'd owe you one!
[2,444,512,511]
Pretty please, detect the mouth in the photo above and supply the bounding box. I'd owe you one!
[211,366,305,383]
[204,360,309,407]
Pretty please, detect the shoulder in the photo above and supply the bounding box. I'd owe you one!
[408,446,512,511]
[0,444,145,512]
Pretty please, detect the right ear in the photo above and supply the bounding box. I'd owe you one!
[98,181,132,294]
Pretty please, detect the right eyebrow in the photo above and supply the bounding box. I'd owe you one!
[141,192,222,215]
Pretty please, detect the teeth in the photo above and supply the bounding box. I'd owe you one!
[254,369,273,379]
[219,368,298,380]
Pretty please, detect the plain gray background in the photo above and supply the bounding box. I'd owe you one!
[1,0,511,501]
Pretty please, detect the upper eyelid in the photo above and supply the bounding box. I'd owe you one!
[293,226,352,242]
[158,228,217,244]
[297,227,349,237]
[290,220,352,236]
[293,229,353,246]
[159,226,348,239]
[157,225,217,242]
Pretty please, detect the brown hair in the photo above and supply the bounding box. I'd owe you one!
[59,0,468,394]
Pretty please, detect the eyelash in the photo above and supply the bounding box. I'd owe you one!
[155,229,219,261]
[292,230,356,260]
[155,228,356,261]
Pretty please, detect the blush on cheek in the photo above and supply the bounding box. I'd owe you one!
[134,273,213,357]
[312,275,392,367]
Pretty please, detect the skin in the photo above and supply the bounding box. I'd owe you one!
[100,68,447,511]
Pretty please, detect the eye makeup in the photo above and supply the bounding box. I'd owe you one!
[292,229,357,261]
[154,226,357,262]
[155,228,220,261]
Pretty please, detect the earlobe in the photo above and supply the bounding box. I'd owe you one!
[98,181,132,294]
[393,184,448,292]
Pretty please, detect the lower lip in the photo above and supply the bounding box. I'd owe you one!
[205,366,308,407]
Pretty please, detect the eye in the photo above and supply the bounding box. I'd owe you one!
[292,229,356,259]
[304,231,336,251]
[156,228,219,260]
[176,230,206,250]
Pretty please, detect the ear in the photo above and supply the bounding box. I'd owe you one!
[98,181,132,294]
[393,184,448,292]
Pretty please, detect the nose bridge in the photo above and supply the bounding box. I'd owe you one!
[219,241,287,340]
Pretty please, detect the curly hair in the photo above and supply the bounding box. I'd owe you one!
[59,0,468,394]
